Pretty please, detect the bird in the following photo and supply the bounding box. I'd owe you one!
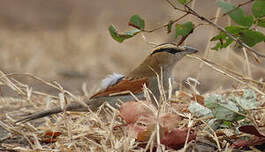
[16,43,198,123]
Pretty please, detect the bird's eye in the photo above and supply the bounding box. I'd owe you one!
[151,48,182,55]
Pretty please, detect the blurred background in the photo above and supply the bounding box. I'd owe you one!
[0,0,264,96]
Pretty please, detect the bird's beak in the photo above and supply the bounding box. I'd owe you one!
[183,46,198,54]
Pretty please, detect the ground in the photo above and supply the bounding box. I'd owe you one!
[0,0,264,151]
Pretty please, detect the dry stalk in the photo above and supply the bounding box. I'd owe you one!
[0,71,24,95]
[200,119,222,151]
[187,54,265,96]
[243,47,252,78]
[196,5,221,81]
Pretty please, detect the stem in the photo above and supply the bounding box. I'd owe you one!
[165,0,186,13]
[163,0,265,58]
[184,5,265,58]
[143,13,189,33]
[210,0,255,20]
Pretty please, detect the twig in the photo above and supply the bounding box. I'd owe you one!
[197,7,221,81]
[183,114,193,151]
[192,53,265,87]
[200,120,222,151]
[0,73,79,100]
[165,0,186,13]
[0,71,25,95]
[243,47,252,78]
[187,54,265,95]
[183,5,265,58]
[0,73,61,91]
[163,0,265,58]
[143,13,189,33]
[210,0,254,20]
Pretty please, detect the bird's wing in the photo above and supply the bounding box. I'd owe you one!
[90,77,148,99]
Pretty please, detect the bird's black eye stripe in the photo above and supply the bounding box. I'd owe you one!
[151,48,182,55]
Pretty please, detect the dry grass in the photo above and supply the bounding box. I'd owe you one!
[0,0,264,93]
[0,52,264,151]
[0,0,265,151]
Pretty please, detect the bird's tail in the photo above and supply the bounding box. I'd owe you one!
[15,107,63,123]
[15,102,86,124]
[15,95,137,123]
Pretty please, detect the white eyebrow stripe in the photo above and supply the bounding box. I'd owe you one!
[101,73,124,89]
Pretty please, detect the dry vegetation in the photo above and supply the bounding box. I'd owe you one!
[0,0,265,151]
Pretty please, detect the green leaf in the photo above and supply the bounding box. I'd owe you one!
[126,28,141,36]
[108,25,140,43]
[252,0,265,18]
[206,119,222,131]
[221,121,233,128]
[177,0,192,4]
[234,115,245,121]
[211,42,222,51]
[234,89,259,110]
[128,14,145,30]
[239,29,265,47]
[175,21,194,38]
[109,25,126,43]
[225,26,245,34]
[210,31,233,50]
[215,100,239,121]
[212,26,244,50]
[188,102,213,118]
[178,0,187,4]
[216,0,253,27]
[215,105,235,121]
[204,93,240,121]
[167,20,174,33]
[257,18,265,27]
[211,26,265,50]
[204,94,223,109]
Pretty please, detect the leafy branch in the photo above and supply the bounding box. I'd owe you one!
[183,5,265,57]
[108,0,265,58]
[209,0,255,20]
[143,13,189,33]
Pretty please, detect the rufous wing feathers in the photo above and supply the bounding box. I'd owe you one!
[90,77,148,99]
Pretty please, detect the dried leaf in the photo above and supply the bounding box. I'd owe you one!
[232,136,265,148]
[40,131,62,143]
[159,114,180,132]
[120,101,155,124]
[239,125,265,138]
[161,128,196,149]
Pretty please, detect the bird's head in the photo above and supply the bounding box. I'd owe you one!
[149,43,198,70]
[128,43,198,77]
